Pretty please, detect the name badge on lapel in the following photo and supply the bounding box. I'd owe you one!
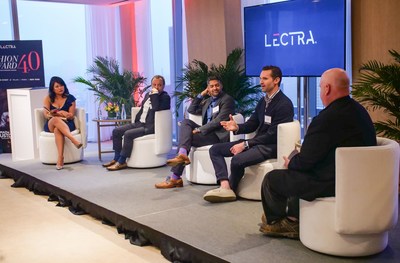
[212,105,220,114]
[264,115,272,124]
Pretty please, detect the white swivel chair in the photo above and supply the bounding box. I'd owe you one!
[300,137,399,257]
[126,107,172,168]
[34,107,86,164]
[185,113,245,184]
[237,120,301,200]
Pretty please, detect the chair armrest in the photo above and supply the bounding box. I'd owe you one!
[75,108,87,148]
[335,137,399,234]
[243,116,256,140]
[131,107,140,123]
[154,109,172,155]
[230,113,245,141]
[188,113,202,126]
[276,120,300,168]
[34,108,45,148]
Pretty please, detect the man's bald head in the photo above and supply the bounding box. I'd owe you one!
[319,68,350,107]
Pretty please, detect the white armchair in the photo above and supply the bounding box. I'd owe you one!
[299,137,399,257]
[236,120,301,200]
[185,113,245,184]
[34,107,86,164]
[126,107,172,168]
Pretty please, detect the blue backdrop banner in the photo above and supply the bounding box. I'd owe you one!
[244,0,346,77]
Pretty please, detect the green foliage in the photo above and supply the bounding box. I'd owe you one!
[352,50,400,141]
[73,56,146,116]
[174,48,262,117]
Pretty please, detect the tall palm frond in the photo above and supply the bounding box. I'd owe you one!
[74,56,146,116]
[174,48,262,117]
[174,60,209,110]
[352,49,400,140]
[211,48,262,116]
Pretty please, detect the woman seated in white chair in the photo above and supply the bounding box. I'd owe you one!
[42,76,83,170]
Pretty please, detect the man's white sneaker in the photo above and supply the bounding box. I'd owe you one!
[203,187,236,203]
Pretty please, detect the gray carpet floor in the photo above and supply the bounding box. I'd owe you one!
[0,148,399,263]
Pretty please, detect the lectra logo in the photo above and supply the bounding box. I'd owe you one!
[0,44,16,49]
[264,30,316,47]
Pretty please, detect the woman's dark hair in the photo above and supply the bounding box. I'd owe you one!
[48,76,69,102]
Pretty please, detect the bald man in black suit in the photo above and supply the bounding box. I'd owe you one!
[260,68,376,239]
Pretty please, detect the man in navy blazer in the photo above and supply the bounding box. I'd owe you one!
[155,76,235,189]
[203,65,294,203]
[102,75,171,171]
[259,68,376,239]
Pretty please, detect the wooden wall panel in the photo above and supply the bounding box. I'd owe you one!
[352,0,400,78]
[184,0,242,66]
[223,0,243,58]
[352,0,400,124]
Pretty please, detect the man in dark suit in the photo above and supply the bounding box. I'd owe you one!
[203,65,294,203]
[260,68,376,239]
[155,76,235,189]
[102,75,171,171]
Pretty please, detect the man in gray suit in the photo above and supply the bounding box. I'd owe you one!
[155,76,235,189]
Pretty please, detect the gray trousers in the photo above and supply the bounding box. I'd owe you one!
[112,122,146,158]
[171,119,220,176]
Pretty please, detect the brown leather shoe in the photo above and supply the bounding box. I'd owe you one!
[259,218,299,239]
[107,162,128,171]
[258,213,268,229]
[166,154,191,167]
[261,213,267,225]
[102,160,117,167]
[155,176,183,189]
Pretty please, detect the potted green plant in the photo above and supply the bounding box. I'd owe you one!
[351,49,400,141]
[73,56,146,117]
[174,48,263,117]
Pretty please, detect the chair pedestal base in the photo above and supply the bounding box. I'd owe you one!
[38,132,83,164]
[237,120,300,201]
[127,135,168,168]
[300,199,389,257]
[35,108,86,165]
[237,161,276,200]
[185,146,232,185]
[126,109,172,169]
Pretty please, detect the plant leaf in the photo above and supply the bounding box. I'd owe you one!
[352,49,400,141]
[73,56,146,117]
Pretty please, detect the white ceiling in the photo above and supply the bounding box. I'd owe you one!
[23,0,136,6]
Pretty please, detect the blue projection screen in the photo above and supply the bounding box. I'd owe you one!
[244,0,346,77]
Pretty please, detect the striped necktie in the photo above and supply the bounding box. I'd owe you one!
[265,96,272,110]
